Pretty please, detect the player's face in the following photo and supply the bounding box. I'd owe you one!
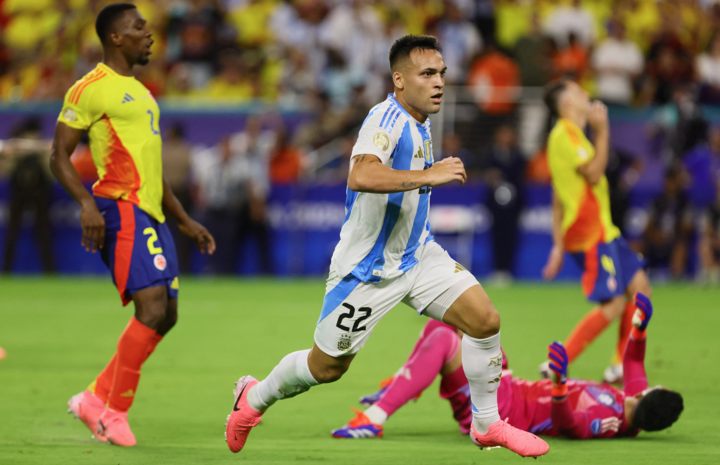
[562,81,591,116]
[399,49,446,116]
[116,9,154,66]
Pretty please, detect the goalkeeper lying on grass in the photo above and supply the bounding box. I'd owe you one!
[332,293,683,440]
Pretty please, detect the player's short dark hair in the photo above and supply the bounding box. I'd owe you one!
[96,3,137,44]
[543,78,570,118]
[633,390,684,432]
[389,35,442,71]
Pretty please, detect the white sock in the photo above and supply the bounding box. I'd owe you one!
[462,331,502,434]
[247,349,318,412]
[363,405,388,425]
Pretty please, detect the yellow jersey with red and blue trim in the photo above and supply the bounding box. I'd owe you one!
[547,118,620,253]
[58,63,165,222]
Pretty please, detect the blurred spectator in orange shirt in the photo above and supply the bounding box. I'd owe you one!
[553,33,589,82]
[270,129,305,185]
[467,43,520,115]
[69,135,97,183]
[526,146,551,185]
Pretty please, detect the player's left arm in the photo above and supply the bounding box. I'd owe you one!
[547,341,593,439]
[162,177,216,254]
[577,101,609,186]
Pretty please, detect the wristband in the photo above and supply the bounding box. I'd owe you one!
[631,327,646,340]
[551,384,568,398]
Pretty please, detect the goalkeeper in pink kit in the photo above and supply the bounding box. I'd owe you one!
[332,293,684,440]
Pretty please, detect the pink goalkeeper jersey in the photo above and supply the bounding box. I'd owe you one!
[497,337,648,439]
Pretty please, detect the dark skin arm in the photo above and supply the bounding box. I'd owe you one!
[50,122,106,252]
[347,154,466,193]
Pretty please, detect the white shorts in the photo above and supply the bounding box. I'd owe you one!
[314,241,479,357]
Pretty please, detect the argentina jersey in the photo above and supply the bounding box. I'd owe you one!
[330,94,435,283]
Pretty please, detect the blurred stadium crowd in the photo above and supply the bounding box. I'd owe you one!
[4,0,720,104]
[2,0,720,281]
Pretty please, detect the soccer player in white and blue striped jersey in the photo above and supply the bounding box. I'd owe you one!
[225,35,549,458]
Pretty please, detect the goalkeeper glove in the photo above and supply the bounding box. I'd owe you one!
[631,292,653,339]
[548,341,569,398]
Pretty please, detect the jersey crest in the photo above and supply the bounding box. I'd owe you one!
[586,386,623,414]
[424,140,433,163]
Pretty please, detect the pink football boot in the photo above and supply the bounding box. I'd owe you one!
[97,409,136,447]
[471,419,549,458]
[68,390,107,442]
[225,376,263,453]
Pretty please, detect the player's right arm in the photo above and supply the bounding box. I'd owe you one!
[348,154,466,193]
[50,122,106,253]
[347,117,465,194]
[623,293,652,396]
[576,101,609,186]
[52,77,107,252]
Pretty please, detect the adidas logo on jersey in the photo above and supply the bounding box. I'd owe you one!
[454,263,467,273]
[414,147,424,158]
[121,93,135,104]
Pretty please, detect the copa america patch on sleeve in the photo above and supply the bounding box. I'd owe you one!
[373,132,390,152]
[63,108,77,122]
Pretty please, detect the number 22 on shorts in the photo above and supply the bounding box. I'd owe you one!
[144,227,163,254]
[336,303,372,332]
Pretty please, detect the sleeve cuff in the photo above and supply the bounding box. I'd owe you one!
[350,150,387,164]
[57,117,88,131]
[551,384,568,398]
[631,327,646,340]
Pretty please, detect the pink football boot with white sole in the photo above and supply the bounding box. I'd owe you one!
[68,390,107,442]
[97,409,136,447]
[225,376,263,453]
[471,419,549,458]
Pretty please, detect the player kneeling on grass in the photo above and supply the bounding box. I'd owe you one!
[332,293,683,440]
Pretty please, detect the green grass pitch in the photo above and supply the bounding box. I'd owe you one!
[1,277,719,464]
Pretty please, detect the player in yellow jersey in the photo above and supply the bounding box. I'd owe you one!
[540,79,652,383]
[50,3,215,447]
